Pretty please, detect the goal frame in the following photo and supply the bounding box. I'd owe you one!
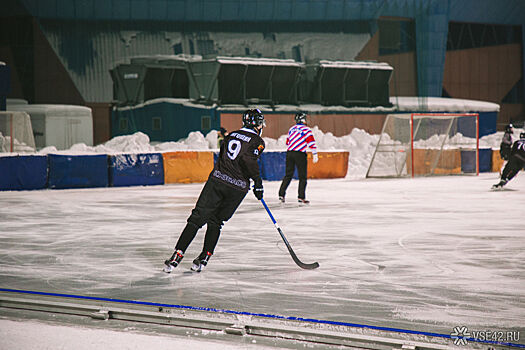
[366,112,479,178]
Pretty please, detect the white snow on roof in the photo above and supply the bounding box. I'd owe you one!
[317,60,393,70]
[391,96,500,112]
[115,98,217,111]
[6,98,29,105]
[117,97,498,114]
[7,103,92,115]
[214,56,304,67]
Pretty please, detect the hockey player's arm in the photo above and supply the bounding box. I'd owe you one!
[305,129,318,163]
[242,141,265,199]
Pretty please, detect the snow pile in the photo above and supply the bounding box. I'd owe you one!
[37,131,219,155]
[2,126,523,179]
[0,132,35,153]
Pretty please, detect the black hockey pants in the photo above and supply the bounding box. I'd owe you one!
[175,179,247,254]
[501,155,525,182]
[279,151,308,200]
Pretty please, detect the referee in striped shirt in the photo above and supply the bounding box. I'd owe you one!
[278,112,318,204]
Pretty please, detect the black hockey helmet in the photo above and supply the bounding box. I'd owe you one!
[505,124,513,132]
[295,112,307,124]
[242,109,265,129]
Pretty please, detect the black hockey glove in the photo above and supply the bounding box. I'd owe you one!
[253,178,264,200]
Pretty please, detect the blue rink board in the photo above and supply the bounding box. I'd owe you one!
[0,155,47,191]
[214,151,297,181]
[48,154,108,189]
[461,149,492,173]
[109,153,164,187]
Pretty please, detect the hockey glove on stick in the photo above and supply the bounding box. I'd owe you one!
[253,178,264,200]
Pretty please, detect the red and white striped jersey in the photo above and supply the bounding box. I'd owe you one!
[286,124,317,154]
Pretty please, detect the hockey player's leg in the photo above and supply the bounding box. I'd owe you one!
[164,249,184,273]
[296,152,309,203]
[163,180,223,272]
[278,152,296,201]
[191,189,245,272]
[191,251,212,272]
[192,222,221,272]
[493,157,522,189]
[163,222,199,272]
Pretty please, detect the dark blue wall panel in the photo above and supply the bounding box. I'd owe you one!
[478,148,492,173]
[478,111,497,138]
[259,152,297,181]
[460,150,476,173]
[48,154,108,189]
[0,156,47,191]
[109,153,164,187]
[461,148,492,173]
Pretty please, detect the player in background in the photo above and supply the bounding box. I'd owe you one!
[493,132,525,189]
[278,112,318,204]
[499,124,513,168]
[217,127,228,148]
[163,109,266,273]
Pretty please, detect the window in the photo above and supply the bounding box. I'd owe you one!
[292,45,302,62]
[201,115,211,130]
[447,23,522,51]
[173,42,183,55]
[152,117,162,131]
[119,118,128,131]
[379,19,415,55]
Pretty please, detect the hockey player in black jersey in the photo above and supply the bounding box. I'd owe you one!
[499,124,513,161]
[493,132,525,189]
[164,109,266,273]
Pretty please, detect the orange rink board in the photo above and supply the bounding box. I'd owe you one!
[492,150,504,173]
[407,149,462,175]
[162,151,214,183]
[307,151,349,179]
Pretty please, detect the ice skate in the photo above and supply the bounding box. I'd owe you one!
[492,179,507,190]
[163,250,184,273]
[279,196,285,204]
[298,198,310,205]
[191,251,212,272]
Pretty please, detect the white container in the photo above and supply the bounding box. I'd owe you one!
[7,100,93,150]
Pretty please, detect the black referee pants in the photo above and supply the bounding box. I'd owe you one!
[279,151,308,200]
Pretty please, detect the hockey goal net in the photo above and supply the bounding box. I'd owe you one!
[0,111,36,153]
[366,113,479,178]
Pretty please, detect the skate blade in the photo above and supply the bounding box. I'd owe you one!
[163,264,174,273]
[190,263,202,272]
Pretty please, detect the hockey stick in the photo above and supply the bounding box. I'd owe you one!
[260,198,320,270]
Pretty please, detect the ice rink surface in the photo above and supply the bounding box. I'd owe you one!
[1,173,524,346]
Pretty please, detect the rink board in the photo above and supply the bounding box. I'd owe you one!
[48,154,108,189]
[0,155,47,191]
[163,151,214,183]
[1,148,496,191]
[109,153,164,187]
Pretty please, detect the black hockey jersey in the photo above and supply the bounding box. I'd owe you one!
[210,127,265,192]
[510,138,525,162]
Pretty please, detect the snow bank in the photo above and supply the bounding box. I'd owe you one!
[2,127,523,179]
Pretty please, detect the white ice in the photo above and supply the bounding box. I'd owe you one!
[0,173,524,348]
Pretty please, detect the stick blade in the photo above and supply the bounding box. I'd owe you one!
[287,246,320,270]
[297,260,320,270]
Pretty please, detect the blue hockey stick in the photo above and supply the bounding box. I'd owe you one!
[260,198,319,270]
